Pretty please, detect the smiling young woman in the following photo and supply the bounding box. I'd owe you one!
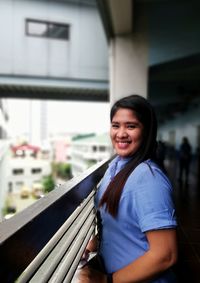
[78,95,178,283]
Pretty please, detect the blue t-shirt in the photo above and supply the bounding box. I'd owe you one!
[95,156,177,282]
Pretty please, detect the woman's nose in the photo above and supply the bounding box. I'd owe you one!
[117,127,128,138]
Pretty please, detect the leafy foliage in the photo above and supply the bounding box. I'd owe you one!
[52,162,72,180]
[42,175,55,193]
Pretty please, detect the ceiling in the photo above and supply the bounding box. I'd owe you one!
[148,52,200,124]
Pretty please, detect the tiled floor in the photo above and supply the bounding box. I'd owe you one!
[166,158,200,282]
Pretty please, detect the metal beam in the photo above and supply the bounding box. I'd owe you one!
[0,75,109,101]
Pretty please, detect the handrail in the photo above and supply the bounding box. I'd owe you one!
[18,190,96,283]
[0,158,109,283]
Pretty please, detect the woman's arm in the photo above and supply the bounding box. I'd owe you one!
[79,229,177,283]
[81,234,99,261]
[86,234,99,252]
[113,229,177,283]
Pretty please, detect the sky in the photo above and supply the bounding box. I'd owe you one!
[7,99,110,139]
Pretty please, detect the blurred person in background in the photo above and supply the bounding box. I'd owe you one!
[178,137,192,185]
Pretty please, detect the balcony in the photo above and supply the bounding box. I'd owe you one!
[0,158,109,283]
[1,155,200,282]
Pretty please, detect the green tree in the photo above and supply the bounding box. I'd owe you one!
[52,162,72,180]
[42,175,55,194]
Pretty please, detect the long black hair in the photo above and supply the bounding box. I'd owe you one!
[99,94,158,217]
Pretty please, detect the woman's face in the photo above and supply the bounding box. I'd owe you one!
[110,108,144,157]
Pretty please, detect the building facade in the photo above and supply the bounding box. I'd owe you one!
[71,133,112,176]
[8,156,51,194]
[0,0,108,87]
[0,99,9,221]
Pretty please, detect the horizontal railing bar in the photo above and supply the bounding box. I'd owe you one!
[28,202,95,283]
[63,225,95,283]
[48,213,95,283]
[17,190,96,283]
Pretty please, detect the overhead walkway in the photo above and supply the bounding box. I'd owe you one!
[0,75,109,101]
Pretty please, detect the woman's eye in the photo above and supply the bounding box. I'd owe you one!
[111,124,119,129]
[127,124,136,129]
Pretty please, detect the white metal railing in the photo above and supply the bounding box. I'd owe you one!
[17,191,96,283]
[0,158,109,283]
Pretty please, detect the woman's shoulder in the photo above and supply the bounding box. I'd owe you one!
[121,161,172,200]
[133,159,156,175]
[129,159,171,186]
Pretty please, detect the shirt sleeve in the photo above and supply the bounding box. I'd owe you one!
[132,165,177,233]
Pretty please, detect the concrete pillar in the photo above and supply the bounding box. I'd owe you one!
[109,11,149,105]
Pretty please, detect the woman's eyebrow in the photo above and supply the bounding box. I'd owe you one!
[111,121,139,124]
[126,121,140,125]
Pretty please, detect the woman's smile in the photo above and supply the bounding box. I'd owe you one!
[116,141,131,149]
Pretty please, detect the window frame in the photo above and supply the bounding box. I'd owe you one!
[31,168,42,174]
[13,169,24,175]
[25,18,70,41]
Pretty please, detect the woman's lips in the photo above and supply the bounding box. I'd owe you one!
[116,141,131,149]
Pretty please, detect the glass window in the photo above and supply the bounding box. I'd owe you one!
[92,146,97,152]
[13,169,24,175]
[27,21,48,36]
[26,19,70,41]
[31,168,42,174]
